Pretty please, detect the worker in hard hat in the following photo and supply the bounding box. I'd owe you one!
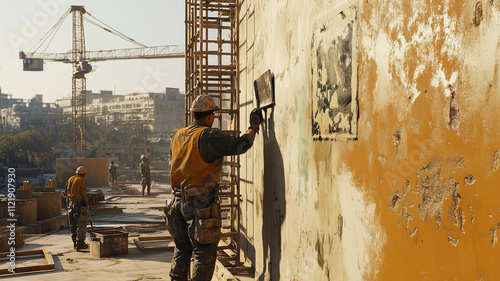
[65,166,89,251]
[166,94,262,281]
[139,154,151,196]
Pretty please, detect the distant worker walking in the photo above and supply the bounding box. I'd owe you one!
[140,155,151,196]
[65,166,89,251]
[165,94,262,281]
[109,161,117,186]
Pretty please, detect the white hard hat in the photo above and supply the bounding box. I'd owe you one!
[190,94,219,112]
[76,166,87,175]
[141,154,146,159]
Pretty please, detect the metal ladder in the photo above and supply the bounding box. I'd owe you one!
[185,0,241,268]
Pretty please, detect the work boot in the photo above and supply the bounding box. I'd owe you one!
[76,243,89,251]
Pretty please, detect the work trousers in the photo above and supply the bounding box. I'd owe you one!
[110,172,117,186]
[167,196,219,281]
[68,200,88,247]
[141,174,151,195]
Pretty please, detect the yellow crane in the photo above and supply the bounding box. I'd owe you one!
[19,5,183,158]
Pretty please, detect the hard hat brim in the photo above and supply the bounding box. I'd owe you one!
[190,106,219,113]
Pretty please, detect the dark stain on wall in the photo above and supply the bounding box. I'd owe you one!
[474,1,483,26]
[338,214,343,239]
[315,234,325,269]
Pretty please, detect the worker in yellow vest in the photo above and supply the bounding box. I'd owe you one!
[166,94,262,281]
[65,166,89,251]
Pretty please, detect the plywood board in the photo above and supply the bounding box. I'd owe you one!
[56,158,109,189]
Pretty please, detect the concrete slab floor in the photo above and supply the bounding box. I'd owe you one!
[1,183,252,281]
[1,183,173,280]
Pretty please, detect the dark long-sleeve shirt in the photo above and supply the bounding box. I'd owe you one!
[194,120,254,163]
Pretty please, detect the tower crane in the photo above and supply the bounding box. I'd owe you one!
[19,5,184,158]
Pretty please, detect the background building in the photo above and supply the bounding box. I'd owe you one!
[0,95,62,134]
[0,88,24,110]
[86,87,184,137]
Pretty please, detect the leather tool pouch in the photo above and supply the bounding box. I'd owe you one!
[192,187,221,244]
[193,217,221,244]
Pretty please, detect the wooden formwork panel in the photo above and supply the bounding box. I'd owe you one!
[0,249,54,276]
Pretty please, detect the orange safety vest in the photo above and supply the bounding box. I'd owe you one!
[170,125,223,192]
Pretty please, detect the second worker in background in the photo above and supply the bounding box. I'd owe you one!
[166,94,262,281]
[140,154,151,196]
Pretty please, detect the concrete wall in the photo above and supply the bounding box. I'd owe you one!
[55,158,109,189]
[239,0,500,280]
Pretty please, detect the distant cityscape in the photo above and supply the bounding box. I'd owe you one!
[0,87,185,170]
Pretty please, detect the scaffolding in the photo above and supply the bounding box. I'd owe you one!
[185,0,241,267]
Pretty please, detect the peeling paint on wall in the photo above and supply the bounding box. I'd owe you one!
[416,158,459,228]
[490,227,497,247]
[448,234,459,246]
[493,150,500,172]
[449,91,460,132]
[388,155,482,238]
[464,174,476,185]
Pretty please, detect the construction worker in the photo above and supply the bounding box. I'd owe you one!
[140,155,151,196]
[109,161,117,186]
[65,166,89,251]
[166,94,262,281]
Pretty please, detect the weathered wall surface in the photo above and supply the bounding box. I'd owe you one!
[239,0,500,280]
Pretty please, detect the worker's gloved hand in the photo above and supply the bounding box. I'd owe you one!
[249,108,263,133]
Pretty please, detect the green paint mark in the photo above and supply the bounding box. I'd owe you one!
[296,84,307,137]
[299,138,309,181]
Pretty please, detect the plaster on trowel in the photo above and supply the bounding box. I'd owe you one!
[254,70,275,109]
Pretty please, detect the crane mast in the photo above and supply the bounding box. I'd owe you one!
[72,5,87,158]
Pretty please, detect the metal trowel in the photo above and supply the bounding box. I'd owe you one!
[254,70,275,109]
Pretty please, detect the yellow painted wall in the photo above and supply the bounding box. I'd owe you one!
[239,0,500,280]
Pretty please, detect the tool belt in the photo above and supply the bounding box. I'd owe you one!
[180,185,219,220]
[68,199,88,215]
[166,185,221,244]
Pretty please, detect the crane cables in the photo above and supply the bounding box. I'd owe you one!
[26,6,147,54]
[83,12,147,48]
[28,8,71,54]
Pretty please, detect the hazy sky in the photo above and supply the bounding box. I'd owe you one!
[0,0,185,103]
